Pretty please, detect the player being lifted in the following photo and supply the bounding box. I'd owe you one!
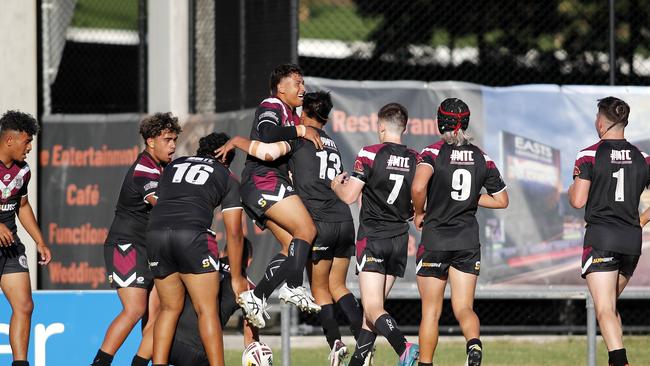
[0,111,51,366]
[236,64,323,328]
[92,113,181,366]
[411,98,508,366]
[216,91,363,365]
[146,132,245,366]
[331,103,419,366]
[570,97,646,366]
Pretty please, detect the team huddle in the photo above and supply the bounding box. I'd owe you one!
[0,64,645,366]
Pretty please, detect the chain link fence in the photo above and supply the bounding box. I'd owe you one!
[298,0,650,85]
[42,0,145,113]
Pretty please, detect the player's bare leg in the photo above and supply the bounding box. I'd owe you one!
[100,287,148,355]
[265,195,316,244]
[449,268,479,340]
[183,271,224,366]
[309,258,333,306]
[0,272,33,361]
[135,285,160,360]
[329,257,351,301]
[416,274,446,364]
[151,273,185,365]
[587,271,624,350]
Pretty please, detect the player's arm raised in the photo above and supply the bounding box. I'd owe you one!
[18,196,51,265]
[412,164,433,230]
[215,135,291,163]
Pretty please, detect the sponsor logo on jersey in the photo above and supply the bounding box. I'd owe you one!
[320,137,337,150]
[0,202,17,212]
[450,150,475,165]
[2,174,10,182]
[365,256,383,263]
[386,155,411,172]
[136,276,145,284]
[610,149,632,164]
[143,181,158,191]
[259,110,279,123]
[19,255,28,269]
[148,261,159,267]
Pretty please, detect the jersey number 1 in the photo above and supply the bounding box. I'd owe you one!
[612,168,624,202]
[172,163,214,185]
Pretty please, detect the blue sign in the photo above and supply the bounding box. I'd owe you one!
[0,291,142,366]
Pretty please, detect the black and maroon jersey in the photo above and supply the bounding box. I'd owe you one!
[351,142,418,240]
[573,139,650,255]
[106,151,161,243]
[0,161,30,235]
[418,140,506,251]
[243,97,301,180]
[288,129,352,223]
[148,156,242,231]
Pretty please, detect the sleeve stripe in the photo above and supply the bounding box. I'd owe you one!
[143,191,156,203]
[135,164,160,175]
[642,152,649,158]
[358,149,376,161]
[483,154,493,162]
[257,119,279,130]
[576,150,597,159]
[222,206,244,212]
[350,176,366,185]
[421,148,439,155]
[490,186,507,195]
[261,98,288,120]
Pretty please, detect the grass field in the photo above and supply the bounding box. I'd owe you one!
[225,337,650,365]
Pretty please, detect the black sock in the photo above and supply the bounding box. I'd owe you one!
[12,361,29,366]
[131,355,150,366]
[319,303,341,348]
[349,329,377,366]
[91,349,114,366]
[374,313,407,356]
[608,348,628,366]
[337,293,363,339]
[467,338,482,354]
[418,363,433,366]
[286,239,311,288]
[253,253,288,299]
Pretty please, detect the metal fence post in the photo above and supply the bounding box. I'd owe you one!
[586,292,597,366]
[281,302,291,366]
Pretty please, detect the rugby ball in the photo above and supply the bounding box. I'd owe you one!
[242,341,273,366]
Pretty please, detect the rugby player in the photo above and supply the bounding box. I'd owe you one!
[569,97,645,366]
[0,110,51,366]
[216,91,363,365]
[411,98,508,366]
[92,113,181,366]
[330,103,419,366]
[236,64,323,328]
[168,238,263,366]
[147,132,245,366]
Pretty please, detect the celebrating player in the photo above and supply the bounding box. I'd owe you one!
[411,98,508,366]
[92,113,181,366]
[569,97,645,366]
[215,92,363,364]
[168,238,261,366]
[236,64,323,328]
[147,132,245,366]
[0,111,51,366]
[330,103,419,366]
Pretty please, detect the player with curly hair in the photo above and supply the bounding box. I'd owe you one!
[92,112,181,366]
[0,110,51,366]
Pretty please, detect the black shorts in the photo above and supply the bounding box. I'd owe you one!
[0,242,29,276]
[169,340,209,366]
[104,239,152,289]
[312,220,355,262]
[240,171,297,229]
[415,245,481,278]
[356,233,408,277]
[581,246,640,279]
[146,228,220,278]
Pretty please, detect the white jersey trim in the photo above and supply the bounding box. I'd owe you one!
[135,163,160,175]
[357,149,376,161]
[261,97,288,121]
[576,150,597,159]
